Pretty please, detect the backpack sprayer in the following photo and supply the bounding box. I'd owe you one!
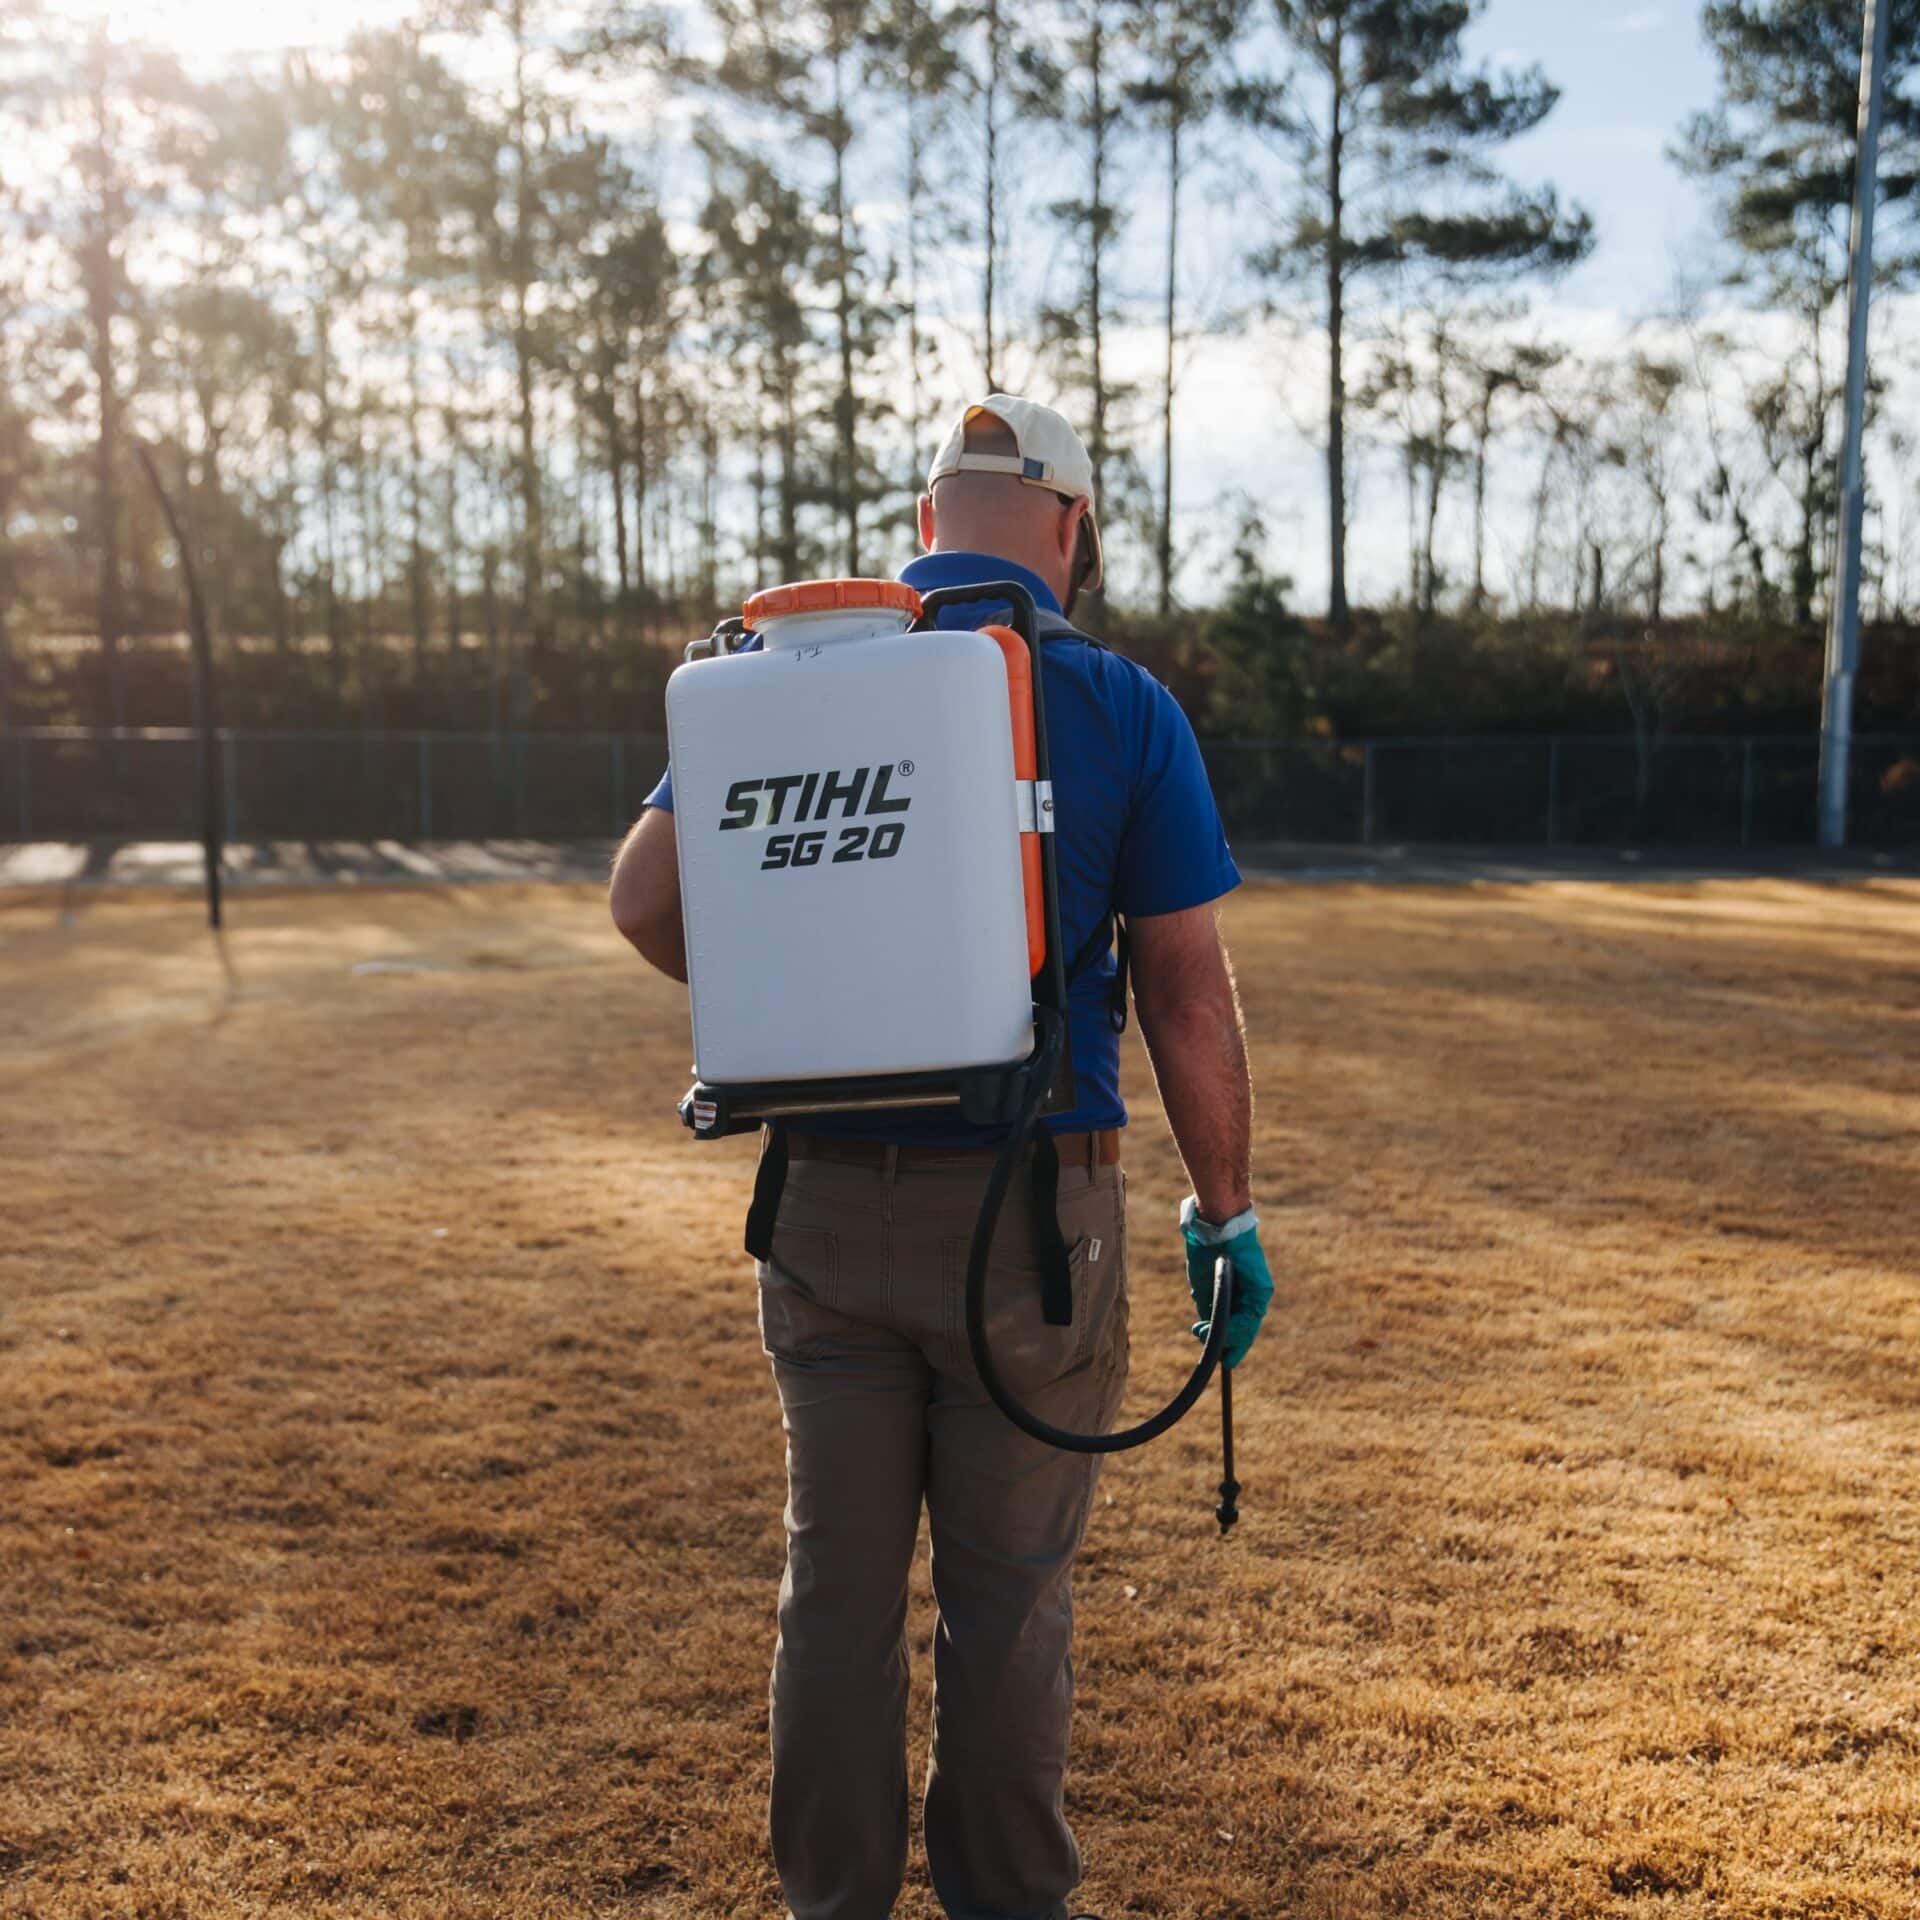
[666,577,1240,1529]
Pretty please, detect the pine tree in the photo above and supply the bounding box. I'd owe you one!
[574,161,676,641]
[330,28,487,693]
[1021,0,1138,617]
[1126,0,1247,616]
[707,0,889,575]
[1229,0,1591,631]
[693,131,825,584]
[0,254,34,734]
[1679,0,1920,624]
[863,0,965,467]
[2,21,205,725]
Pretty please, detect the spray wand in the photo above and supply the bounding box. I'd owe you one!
[1216,1363,1240,1535]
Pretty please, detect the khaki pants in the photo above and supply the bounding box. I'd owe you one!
[755,1137,1131,1920]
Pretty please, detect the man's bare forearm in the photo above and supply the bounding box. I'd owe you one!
[1130,908,1253,1222]
[609,807,688,981]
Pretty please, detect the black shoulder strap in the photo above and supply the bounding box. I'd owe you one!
[1028,1131,1075,1327]
[744,1121,789,1260]
[1032,607,1112,653]
[1066,912,1130,1034]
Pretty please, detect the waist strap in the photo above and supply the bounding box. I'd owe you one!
[785,1128,1120,1173]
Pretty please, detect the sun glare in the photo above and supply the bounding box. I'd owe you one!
[44,0,387,64]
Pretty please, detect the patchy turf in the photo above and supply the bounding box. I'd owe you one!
[3,878,1918,1919]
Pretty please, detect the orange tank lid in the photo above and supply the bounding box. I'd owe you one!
[742,577,924,628]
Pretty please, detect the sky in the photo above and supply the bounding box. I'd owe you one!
[60,0,1728,314]
[1475,0,1722,314]
[36,0,1908,611]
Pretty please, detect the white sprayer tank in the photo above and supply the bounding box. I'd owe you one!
[666,581,1035,1086]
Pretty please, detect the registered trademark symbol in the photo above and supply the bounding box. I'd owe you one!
[898,759,915,776]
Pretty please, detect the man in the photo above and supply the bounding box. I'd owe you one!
[610,396,1273,1920]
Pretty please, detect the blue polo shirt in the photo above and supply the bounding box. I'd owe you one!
[645,551,1240,1142]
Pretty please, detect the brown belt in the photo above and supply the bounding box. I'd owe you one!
[787,1127,1121,1173]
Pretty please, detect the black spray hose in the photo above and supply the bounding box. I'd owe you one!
[964,1008,1236,1462]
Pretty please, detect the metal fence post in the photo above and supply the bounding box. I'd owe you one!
[1361,743,1376,846]
[1547,738,1561,846]
[13,734,25,840]
[1741,738,1756,848]
[514,733,528,835]
[611,735,625,837]
[222,732,240,842]
[419,734,434,840]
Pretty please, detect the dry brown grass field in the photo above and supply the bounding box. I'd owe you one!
[3,876,1918,1920]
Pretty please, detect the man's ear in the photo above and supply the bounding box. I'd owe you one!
[1059,496,1089,567]
[917,492,936,552]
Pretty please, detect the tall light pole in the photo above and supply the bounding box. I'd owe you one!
[1817,0,1891,849]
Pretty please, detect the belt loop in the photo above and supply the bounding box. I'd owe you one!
[882,1143,900,1183]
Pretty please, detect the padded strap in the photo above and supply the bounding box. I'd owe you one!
[1066,912,1130,1034]
[1029,1129,1076,1328]
[744,1121,789,1260]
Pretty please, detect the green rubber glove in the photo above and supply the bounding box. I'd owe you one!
[1181,1195,1275,1371]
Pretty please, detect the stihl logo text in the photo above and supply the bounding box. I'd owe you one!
[718,763,913,831]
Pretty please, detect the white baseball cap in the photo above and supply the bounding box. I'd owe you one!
[927,394,1104,594]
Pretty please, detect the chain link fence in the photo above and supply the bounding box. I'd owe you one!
[0,729,670,844]
[6,727,1920,849]
[1202,735,1920,848]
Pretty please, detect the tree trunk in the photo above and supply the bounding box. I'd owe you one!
[0,543,12,733]
[1470,383,1492,611]
[1526,434,1555,610]
[698,398,718,610]
[632,372,649,619]
[904,37,925,462]
[1324,28,1350,633]
[752,385,770,582]
[1071,0,1110,626]
[315,295,345,682]
[1403,440,1419,608]
[1157,108,1181,618]
[407,315,430,697]
[1650,495,1667,624]
[1088,2,1107,507]
[609,421,631,616]
[777,357,800,582]
[89,291,124,728]
[356,407,380,732]
[483,545,503,736]
[1794,434,1819,627]
[510,0,544,657]
[84,222,124,726]
[269,532,291,656]
[1417,332,1450,620]
[442,386,463,669]
[78,49,129,732]
[982,0,1000,390]
[831,33,860,575]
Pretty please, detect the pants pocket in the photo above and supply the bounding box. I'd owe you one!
[758,1223,839,1360]
[941,1233,1101,1398]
